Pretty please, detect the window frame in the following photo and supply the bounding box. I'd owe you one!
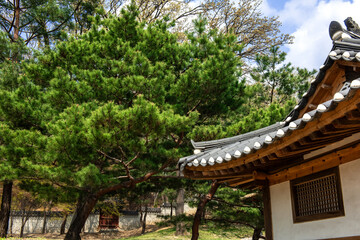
[290,167,345,223]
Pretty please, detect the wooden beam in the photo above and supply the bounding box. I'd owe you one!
[228,177,253,187]
[223,171,268,186]
[217,176,251,184]
[337,59,360,68]
[268,142,360,185]
[253,171,268,180]
[345,110,360,120]
[333,119,360,128]
[275,144,324,158]
[309,130,356,141]
[188,173,253,180]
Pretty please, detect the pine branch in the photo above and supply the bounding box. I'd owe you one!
[25,0,83,44]
[97,150,137,181]
[95,158,173,198]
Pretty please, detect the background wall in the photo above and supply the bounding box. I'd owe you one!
[270,159,360,240]
[10,213,100,234]
[8,204,195,235]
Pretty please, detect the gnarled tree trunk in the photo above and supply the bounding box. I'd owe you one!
[191,181,219,240]
[64,194,98,240]
[0,181,13,237]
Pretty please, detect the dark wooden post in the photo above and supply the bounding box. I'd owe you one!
[262,180,273,240]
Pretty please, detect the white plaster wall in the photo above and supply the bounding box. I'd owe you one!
[119,215,141,230]
[10,213,99,235]
[145,203,195,224]
[271,159,360,240]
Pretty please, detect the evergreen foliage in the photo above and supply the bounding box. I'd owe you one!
[0,2,317,239]
[0,6,245,238]
[250,46,316,104]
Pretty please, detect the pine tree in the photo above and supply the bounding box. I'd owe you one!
[6,6,244,239]
[250,46,316,104]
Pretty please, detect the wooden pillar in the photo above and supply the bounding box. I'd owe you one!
[263,180,273,240]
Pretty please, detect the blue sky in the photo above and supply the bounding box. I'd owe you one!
[260,0,360,70]
[267,0,288,12]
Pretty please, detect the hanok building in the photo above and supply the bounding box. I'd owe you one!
[179,18,360,240]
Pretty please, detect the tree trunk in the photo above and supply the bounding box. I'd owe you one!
[9,215,13,236]
[175,188,185,236]
[14,0,20,42]
[252,227,262,240]
[60,214,68,235]
[191,181,220,240]
[0,181,13,237]
[20,223,25,238]
[170,202,173,220]
[42,208,47,234]
[153,192,159,207]
[20,210,26,238]
[141,206,147,234]
[64,194,98,240]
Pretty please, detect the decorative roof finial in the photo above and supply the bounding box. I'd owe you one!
[344,17,360,35]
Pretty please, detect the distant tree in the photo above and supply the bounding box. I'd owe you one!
[102,0,292,62]
[202,0,292,63]
[0,0,84,47]
[206,187,265,240]
[11,188,41,238]
[250,46,316,104]
[73,0,103,36]
[160,188,177,219]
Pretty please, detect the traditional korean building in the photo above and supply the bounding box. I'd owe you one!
[179,18,360,240]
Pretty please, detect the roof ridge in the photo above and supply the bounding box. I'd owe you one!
[191,122,282,150]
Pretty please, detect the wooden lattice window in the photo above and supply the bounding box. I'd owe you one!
[290,167,345,223]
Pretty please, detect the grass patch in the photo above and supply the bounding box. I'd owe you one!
[121,225,253,240]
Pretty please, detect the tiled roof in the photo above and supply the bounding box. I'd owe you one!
[178,20,360,173]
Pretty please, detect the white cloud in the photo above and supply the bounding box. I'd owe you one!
[263,0,360,70]
[260,0,278,16]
